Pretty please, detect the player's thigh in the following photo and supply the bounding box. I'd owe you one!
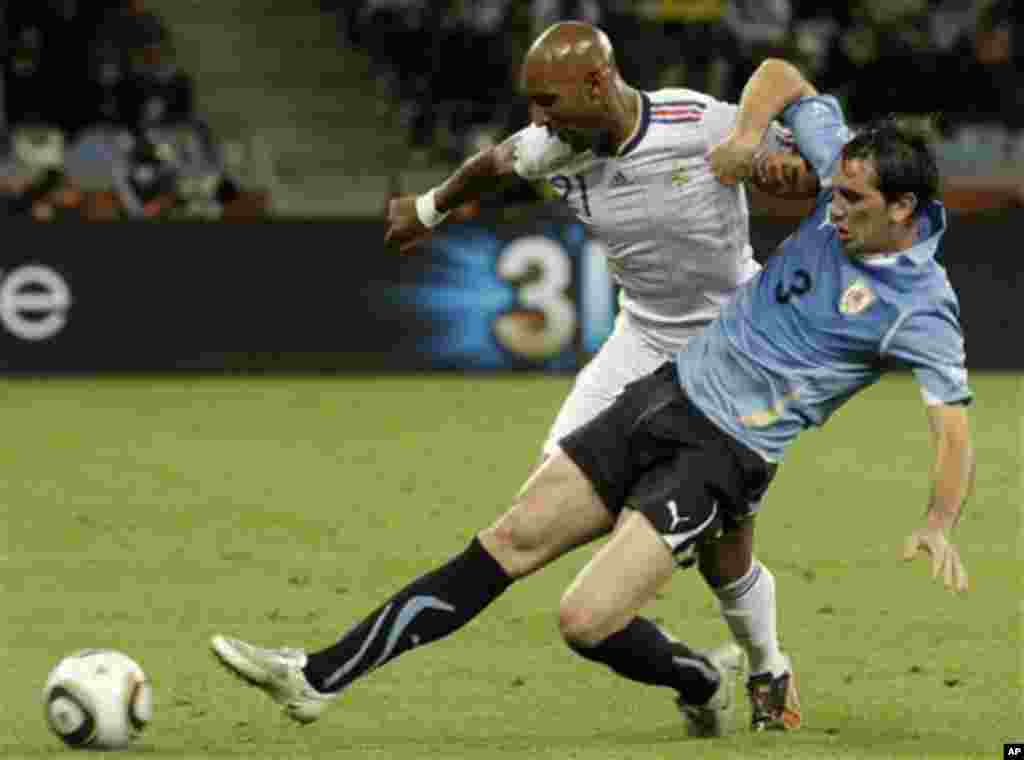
[560,508,676,645]
[542,315,667,456]
[558,444,730,645]
[478,449,614,579]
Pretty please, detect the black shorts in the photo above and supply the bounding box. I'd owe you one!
[560,362,777,563]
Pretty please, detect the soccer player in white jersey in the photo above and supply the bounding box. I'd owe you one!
[208,30,835,736]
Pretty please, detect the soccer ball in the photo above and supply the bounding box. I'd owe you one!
[42,649,153,750]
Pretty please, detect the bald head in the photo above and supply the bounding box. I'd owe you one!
[519,22,637,153]
[523,22,615,82]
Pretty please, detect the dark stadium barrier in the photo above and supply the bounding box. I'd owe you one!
[0,208,1018,373]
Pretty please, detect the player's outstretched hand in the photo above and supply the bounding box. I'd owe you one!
[707,131,761,185]
[902,525,969,594]
[385,194,431,254]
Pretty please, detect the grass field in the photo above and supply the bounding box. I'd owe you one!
[2,372,1019,759]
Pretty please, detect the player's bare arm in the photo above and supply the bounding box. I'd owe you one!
[902,403,974,593]
[384,134,521,253]
[749,149,819,199]
[709,59,818,185]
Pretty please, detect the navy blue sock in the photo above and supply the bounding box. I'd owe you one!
[569,617,719,704]
[303,537,513,693]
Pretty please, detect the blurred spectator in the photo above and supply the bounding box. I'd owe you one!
[821,0,943,123]
[0,0,266,220]
[788,9,840,81]
[930,0,986,52]
[635,0,735,98]
[597,3,656,87]
[355,0,439,154]
[4,0,105,135]
[937,0,1022,130]
[0,125,84,220]
[2,166,84,221]
[438,1,517,155]
[529,0,603,33]
[90,0,193,130]
[722,0,793,100]
[112,130,179,218]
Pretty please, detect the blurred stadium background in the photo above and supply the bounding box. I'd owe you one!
[0,3,1020,757]
[0,0,1018,372]
[0,0,1020,218]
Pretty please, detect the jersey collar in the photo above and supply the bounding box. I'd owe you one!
[616,91,651,157]
[899,200,946,266]
[857,200,947,268]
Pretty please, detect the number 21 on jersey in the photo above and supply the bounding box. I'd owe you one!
[550,174,592,217]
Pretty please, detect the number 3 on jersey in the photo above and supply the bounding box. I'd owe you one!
[550,174,592,217]
[776,268,813,304]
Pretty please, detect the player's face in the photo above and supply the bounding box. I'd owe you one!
[830,158,896,256]
[521,64,607,152]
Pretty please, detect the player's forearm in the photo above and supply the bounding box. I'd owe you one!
[733,59,817,144]
[435,140,517,214]
[926,432,974,531]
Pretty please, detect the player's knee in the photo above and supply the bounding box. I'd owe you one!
[558,592,608,648]
[477,501,549,579]
[483,502,547,553]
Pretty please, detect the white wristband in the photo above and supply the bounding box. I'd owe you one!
[415,188,451,228]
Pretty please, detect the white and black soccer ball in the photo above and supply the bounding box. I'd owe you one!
[42,649,153,750]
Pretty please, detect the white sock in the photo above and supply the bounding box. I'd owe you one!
[713,559,789,678]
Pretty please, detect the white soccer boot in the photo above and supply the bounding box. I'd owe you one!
[677,642,746,738]
[210,635,335,724]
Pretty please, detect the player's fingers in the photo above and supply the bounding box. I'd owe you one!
[942,546,955,589]
[949,547,968,593]
[902,533,922,561]
[950,553,966,594]
[929,539,943,579]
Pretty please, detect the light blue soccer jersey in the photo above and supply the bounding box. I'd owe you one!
[676,95,972,462]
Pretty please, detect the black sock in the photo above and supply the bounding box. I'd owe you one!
[303,537,513,693]
[569,617,720,705]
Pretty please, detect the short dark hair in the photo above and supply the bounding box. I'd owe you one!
[840,115,940,210]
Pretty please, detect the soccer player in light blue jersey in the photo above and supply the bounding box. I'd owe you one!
[211,56,972,737]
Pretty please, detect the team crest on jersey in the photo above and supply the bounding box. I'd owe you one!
[671,164,689,186]
[839,278,875,315]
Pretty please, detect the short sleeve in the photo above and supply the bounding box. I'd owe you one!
[882,309,973,407]
[780,95,853,181]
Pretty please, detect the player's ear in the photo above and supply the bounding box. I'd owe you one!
[888,192,917,224]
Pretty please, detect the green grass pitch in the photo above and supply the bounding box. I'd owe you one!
[2,372,1019,759]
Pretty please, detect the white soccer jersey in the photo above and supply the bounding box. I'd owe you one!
[514,89,787,353]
